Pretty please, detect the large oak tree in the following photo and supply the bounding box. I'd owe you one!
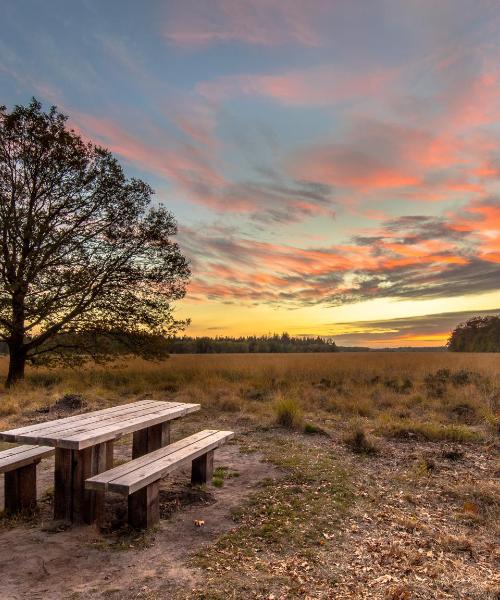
[0,99,190,386]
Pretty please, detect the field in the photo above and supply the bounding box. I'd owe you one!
[0,353,498,599]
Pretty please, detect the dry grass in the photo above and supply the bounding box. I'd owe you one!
[0,353,497,439]
[0,352,498,599]
[273,393,304,429]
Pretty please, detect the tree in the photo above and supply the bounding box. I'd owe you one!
[0,99,190,386]
[447,316,500,352]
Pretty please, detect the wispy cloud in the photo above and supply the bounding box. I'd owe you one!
[180,201,500,307]
[198,65,396,107]
[325,308,500,346]
[164,0,328,48]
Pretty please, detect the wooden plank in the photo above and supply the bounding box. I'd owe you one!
[0,444,41,458]
[4,463,38,513]
[72,447,93,524]
[94,441,115,530]
[86,430,219,489]
[0,399,160,439]
[0,445,54,474]
[132,422,171,458]
[89,442,109,526]
[0,400,167,443]
[191,450,214,485]
[54,447,73,520]
[89,431,234,495]
[29,402,186,447]
[106,440,114,469]
[128,481,160,529]
[118,432,232,495]
[1,402,199,449]
[60,403,199,450]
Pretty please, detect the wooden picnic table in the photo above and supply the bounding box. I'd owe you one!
[0,399,200,523]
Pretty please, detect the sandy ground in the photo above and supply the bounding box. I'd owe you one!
[0,441,281,600]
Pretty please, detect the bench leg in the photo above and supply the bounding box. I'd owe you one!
[128,481,160,529]
[191,450,214,485]
[4,462,38,514]
[132,422,170,458]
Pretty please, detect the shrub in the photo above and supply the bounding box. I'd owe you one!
[303,423,327,435]
[384,377,413,394]
[377,419,482,442]
[343,425,379,455]
[450,369,476,386]
[273,395,303,429]
[448,401,478,424]
[424,369,451,398]
[26,371,63,388]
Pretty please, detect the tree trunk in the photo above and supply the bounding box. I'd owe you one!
[6,290,27,387]
[6,345,26,387]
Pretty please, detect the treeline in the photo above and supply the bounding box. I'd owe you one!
[448,316,500,352]
[165,334,338,354]
[0,333,339,358]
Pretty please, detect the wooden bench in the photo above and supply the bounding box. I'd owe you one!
[0,445,54,513]
[86,429,234,528]
[0,400,200,524]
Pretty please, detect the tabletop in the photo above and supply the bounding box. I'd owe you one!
[0,400,200,450]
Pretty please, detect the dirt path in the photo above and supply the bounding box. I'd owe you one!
[0,443,281,600]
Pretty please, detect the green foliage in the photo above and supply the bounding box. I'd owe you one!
[448,316,500,352]
[164,332,338,354]
[303,422,327,435]
[0,99,190,385]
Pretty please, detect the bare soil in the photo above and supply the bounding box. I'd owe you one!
[0,441,281,600]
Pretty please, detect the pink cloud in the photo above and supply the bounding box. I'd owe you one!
[450,201,500,263]
[286,114,499,200]
[71,112,224,190]
[164,0,327,48]
[198,65,395,107]
[70,110,336,223]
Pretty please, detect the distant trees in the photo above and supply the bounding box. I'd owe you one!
[0,99,190,386]
[448,316,500,352]
[165,333,338,354]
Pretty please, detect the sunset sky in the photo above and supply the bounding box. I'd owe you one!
[1,0,499,346]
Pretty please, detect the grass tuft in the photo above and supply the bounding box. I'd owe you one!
[343,424,379,455]
[377,419,482,442]
[273,394,303,430]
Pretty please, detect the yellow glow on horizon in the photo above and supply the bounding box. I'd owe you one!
[174,289,500,346]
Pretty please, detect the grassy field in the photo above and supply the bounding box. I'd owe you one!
[0,352,498,438]
[0,352,498,599]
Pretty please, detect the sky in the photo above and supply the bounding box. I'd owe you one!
[1,0,499,347]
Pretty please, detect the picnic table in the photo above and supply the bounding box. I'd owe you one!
[0,399,199,523]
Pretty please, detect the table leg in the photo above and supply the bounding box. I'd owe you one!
[54,441,115,524]
[132,422,170,458]
[54,448,73,521]
[91,441,114,526]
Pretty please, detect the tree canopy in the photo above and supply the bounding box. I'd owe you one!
[447,316,500,352]
[0,99,190,385]
[164,333,338,354]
